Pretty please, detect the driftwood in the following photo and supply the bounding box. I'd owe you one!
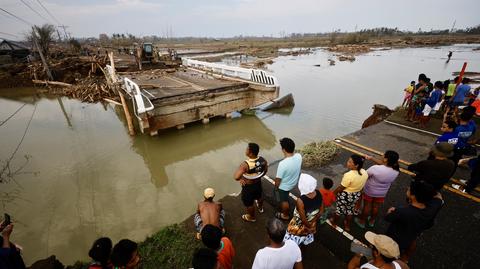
[32,79,73,87]
[103,98,122,106]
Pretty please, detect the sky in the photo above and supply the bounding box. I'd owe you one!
[0,0,479,40]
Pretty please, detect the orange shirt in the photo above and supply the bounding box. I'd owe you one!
[320,188,336,207]
[218,237,235,269]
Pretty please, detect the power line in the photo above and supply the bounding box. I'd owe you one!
[19,0,52,23]
[0,31,19,38]
[0,104,27,127]
[0,7,33,26]
[36,0,60,25]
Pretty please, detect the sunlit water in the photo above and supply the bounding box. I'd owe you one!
[0,44,479,265]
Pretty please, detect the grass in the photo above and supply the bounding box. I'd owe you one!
[298,141,339,168]
[138,223,202,269]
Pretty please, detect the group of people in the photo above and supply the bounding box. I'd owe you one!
[402,73,478,128]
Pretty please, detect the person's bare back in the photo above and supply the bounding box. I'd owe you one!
[198,201,222,228]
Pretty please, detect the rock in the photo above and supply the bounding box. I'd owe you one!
[29,255,64,269]
[361,104,393,129]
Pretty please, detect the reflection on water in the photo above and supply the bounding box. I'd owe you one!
[0,44,479,265]
[132,115,276,187]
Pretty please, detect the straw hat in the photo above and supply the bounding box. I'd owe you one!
[364,231,400,259]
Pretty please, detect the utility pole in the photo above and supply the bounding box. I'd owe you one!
[31,26,53,80]
[450,20,456,33]
[58,25,69,40]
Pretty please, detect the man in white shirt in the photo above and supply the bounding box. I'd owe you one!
[252,218,303,269]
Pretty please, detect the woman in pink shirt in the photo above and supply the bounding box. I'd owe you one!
[355,151,400,228]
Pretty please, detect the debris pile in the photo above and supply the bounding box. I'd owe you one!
[328,44,370,54]
[37,76,119,103]
[298,141,339,168]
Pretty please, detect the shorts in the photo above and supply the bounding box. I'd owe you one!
[363,193,385,203]
[422,104,433,116]
[276,189,290,202]
[194,210,225,232]
[241,181,262,207]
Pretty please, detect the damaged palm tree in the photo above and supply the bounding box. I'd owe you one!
[28,24,55,57]
[298,141,339,168]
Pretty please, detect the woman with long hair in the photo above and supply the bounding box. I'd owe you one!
[355,151,400,228]
[331,154,368,232]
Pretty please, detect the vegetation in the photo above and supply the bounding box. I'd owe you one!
[298,141,339,168]
[138,223,202,269]
[28,24,56,57]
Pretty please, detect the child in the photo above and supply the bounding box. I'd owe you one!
[436,120,458,146]
[402,81,415,108]
[419,81,443,127]
[319,177,336,224]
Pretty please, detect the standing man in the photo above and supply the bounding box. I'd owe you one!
[275,138,302,221]
[234,142,268,222]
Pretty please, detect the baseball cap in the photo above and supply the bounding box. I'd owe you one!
[204,188,215,199]
[364,231,400,259]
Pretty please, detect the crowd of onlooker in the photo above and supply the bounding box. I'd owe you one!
[1,72,478,269]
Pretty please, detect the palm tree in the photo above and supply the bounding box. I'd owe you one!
[29,24,55,57]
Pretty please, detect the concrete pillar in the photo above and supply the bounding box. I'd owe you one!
[225,113,232,119]
[202,118,210,124]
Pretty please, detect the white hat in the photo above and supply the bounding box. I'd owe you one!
[298,173,317,196]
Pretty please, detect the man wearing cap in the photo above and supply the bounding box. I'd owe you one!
[407,142,455,191]
[194,188,225,239]
[348,232,409,269]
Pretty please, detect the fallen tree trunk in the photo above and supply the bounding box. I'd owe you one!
[32,79,73,88]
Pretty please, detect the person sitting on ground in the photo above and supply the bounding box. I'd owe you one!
[192,248,219,269]
[110,239,141,269]
[347,232,409,269]
[402,81,415,108]
[195,188,225,239]
[0,220,26,269]
[408,142,455,192]
[284,173,324,245]
[355,151,400,229]
[453,156,480,194]
[435,120,458,146]
[455,109,477,156]
[234,142,268,222]
[331,154,368,232]
[385,180,443,263]
[319,177,336,224]
[88,237,113,269]
[252,218,303,269]
[201,224,235,269]
[274,138,302,221]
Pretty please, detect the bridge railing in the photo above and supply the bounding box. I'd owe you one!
[123,77,154,116]
[182,58,278,87]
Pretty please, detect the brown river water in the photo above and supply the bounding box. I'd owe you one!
[0,44,479,265]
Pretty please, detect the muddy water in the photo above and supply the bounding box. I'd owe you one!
[1,44,479,265]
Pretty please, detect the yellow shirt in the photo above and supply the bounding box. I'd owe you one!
[405,85,414,93]
[341,169,368,193]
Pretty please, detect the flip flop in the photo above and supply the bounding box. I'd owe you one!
[255,200,264,213]
[367,216,376,228]
[354,218,366,229]
[242,214,256,222]
[275,212,289,221]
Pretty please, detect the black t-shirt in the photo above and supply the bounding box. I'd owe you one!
[385,198,443,250]
[408,159,455,191]
[300,190,322,213]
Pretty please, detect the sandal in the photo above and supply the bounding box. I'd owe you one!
[255,200,264,213]
[275,212,289,221]
[242,214,256,222]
